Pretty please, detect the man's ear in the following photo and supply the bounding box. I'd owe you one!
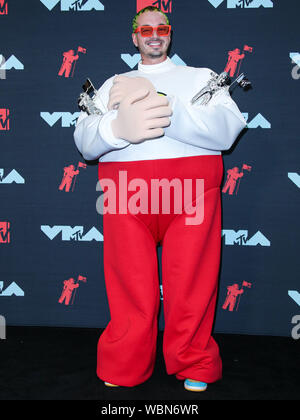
[132,33,138,47]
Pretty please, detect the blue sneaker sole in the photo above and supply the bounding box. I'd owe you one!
[184,379,207,392]
[104,381,119,387]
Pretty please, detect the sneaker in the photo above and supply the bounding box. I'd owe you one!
[184,379,207,392]
[104,381,119,387]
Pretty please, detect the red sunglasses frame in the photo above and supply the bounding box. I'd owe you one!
[134,25,172,37]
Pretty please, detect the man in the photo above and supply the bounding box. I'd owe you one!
[74,6,246,392]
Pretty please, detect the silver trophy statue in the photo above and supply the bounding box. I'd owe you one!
[78,78,103,115]
[191,71,251,106]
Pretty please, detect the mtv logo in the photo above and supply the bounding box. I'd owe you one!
[0,282,24,296]
[137,0,172,13]
[0,55,24,70]
[0,169,25,184]
[0,221,10,243]
[171,54,186,66]
[0,109,9,130]
[288,173,300,189]
[121,54,141,69]
[40,0,104,11]
[121,53,185,69]
[290,53,300,67]
[288,291,300,307]
[40,112,80,127]
[208,0,273,8]
[222,229,270,246]
[227,0,273,7]
[242,113,271,129]
[41,225,104,241]
[0,0,8,15]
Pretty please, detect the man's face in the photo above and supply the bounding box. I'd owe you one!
[132,11,171,63]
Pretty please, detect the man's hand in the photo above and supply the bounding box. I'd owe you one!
[111,88,172,144]
[108,75,158,111]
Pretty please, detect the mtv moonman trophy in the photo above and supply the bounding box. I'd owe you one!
[77,79,103,115]
[191,71,251,106]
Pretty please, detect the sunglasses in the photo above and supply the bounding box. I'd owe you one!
[134,25,171,37]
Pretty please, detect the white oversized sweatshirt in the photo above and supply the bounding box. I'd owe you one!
[73,57,247,162]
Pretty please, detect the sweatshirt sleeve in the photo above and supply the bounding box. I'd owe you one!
[73,76,130,161]
[164,68,247,152]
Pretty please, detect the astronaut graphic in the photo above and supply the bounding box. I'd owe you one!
[0,221,10,243]
[58,50,79,78]
[224,48,245,77]
[58,278,79,306]
[224,45,253,77]
[58,275,87,306]
[0,0,8,15]
[59,164,79,192]
[222,284,244,311]
[59,162,86,192]
[222,164,251,195]
[222,167,244,195]
[222,281,252,311]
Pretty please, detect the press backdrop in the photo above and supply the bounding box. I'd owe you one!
[0,0,299,337]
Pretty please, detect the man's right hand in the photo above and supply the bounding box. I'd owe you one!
[111,88,172,144]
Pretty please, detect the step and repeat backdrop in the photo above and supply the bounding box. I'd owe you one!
[0,0,299,338]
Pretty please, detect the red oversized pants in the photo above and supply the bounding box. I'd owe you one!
[97,155,223,386]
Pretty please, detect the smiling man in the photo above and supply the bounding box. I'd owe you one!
[74,6,247,392]
[131,8,171,64]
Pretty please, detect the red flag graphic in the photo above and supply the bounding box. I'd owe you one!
[242,164,252,171]
[244,45,253,53]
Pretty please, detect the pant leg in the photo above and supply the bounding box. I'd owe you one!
[97,211,161,386]
[159,156,223,384]
[96,161,161,387]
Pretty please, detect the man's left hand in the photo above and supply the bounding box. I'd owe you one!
[108,75,158,111]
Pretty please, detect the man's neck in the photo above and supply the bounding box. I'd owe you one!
[141,55,168,65]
